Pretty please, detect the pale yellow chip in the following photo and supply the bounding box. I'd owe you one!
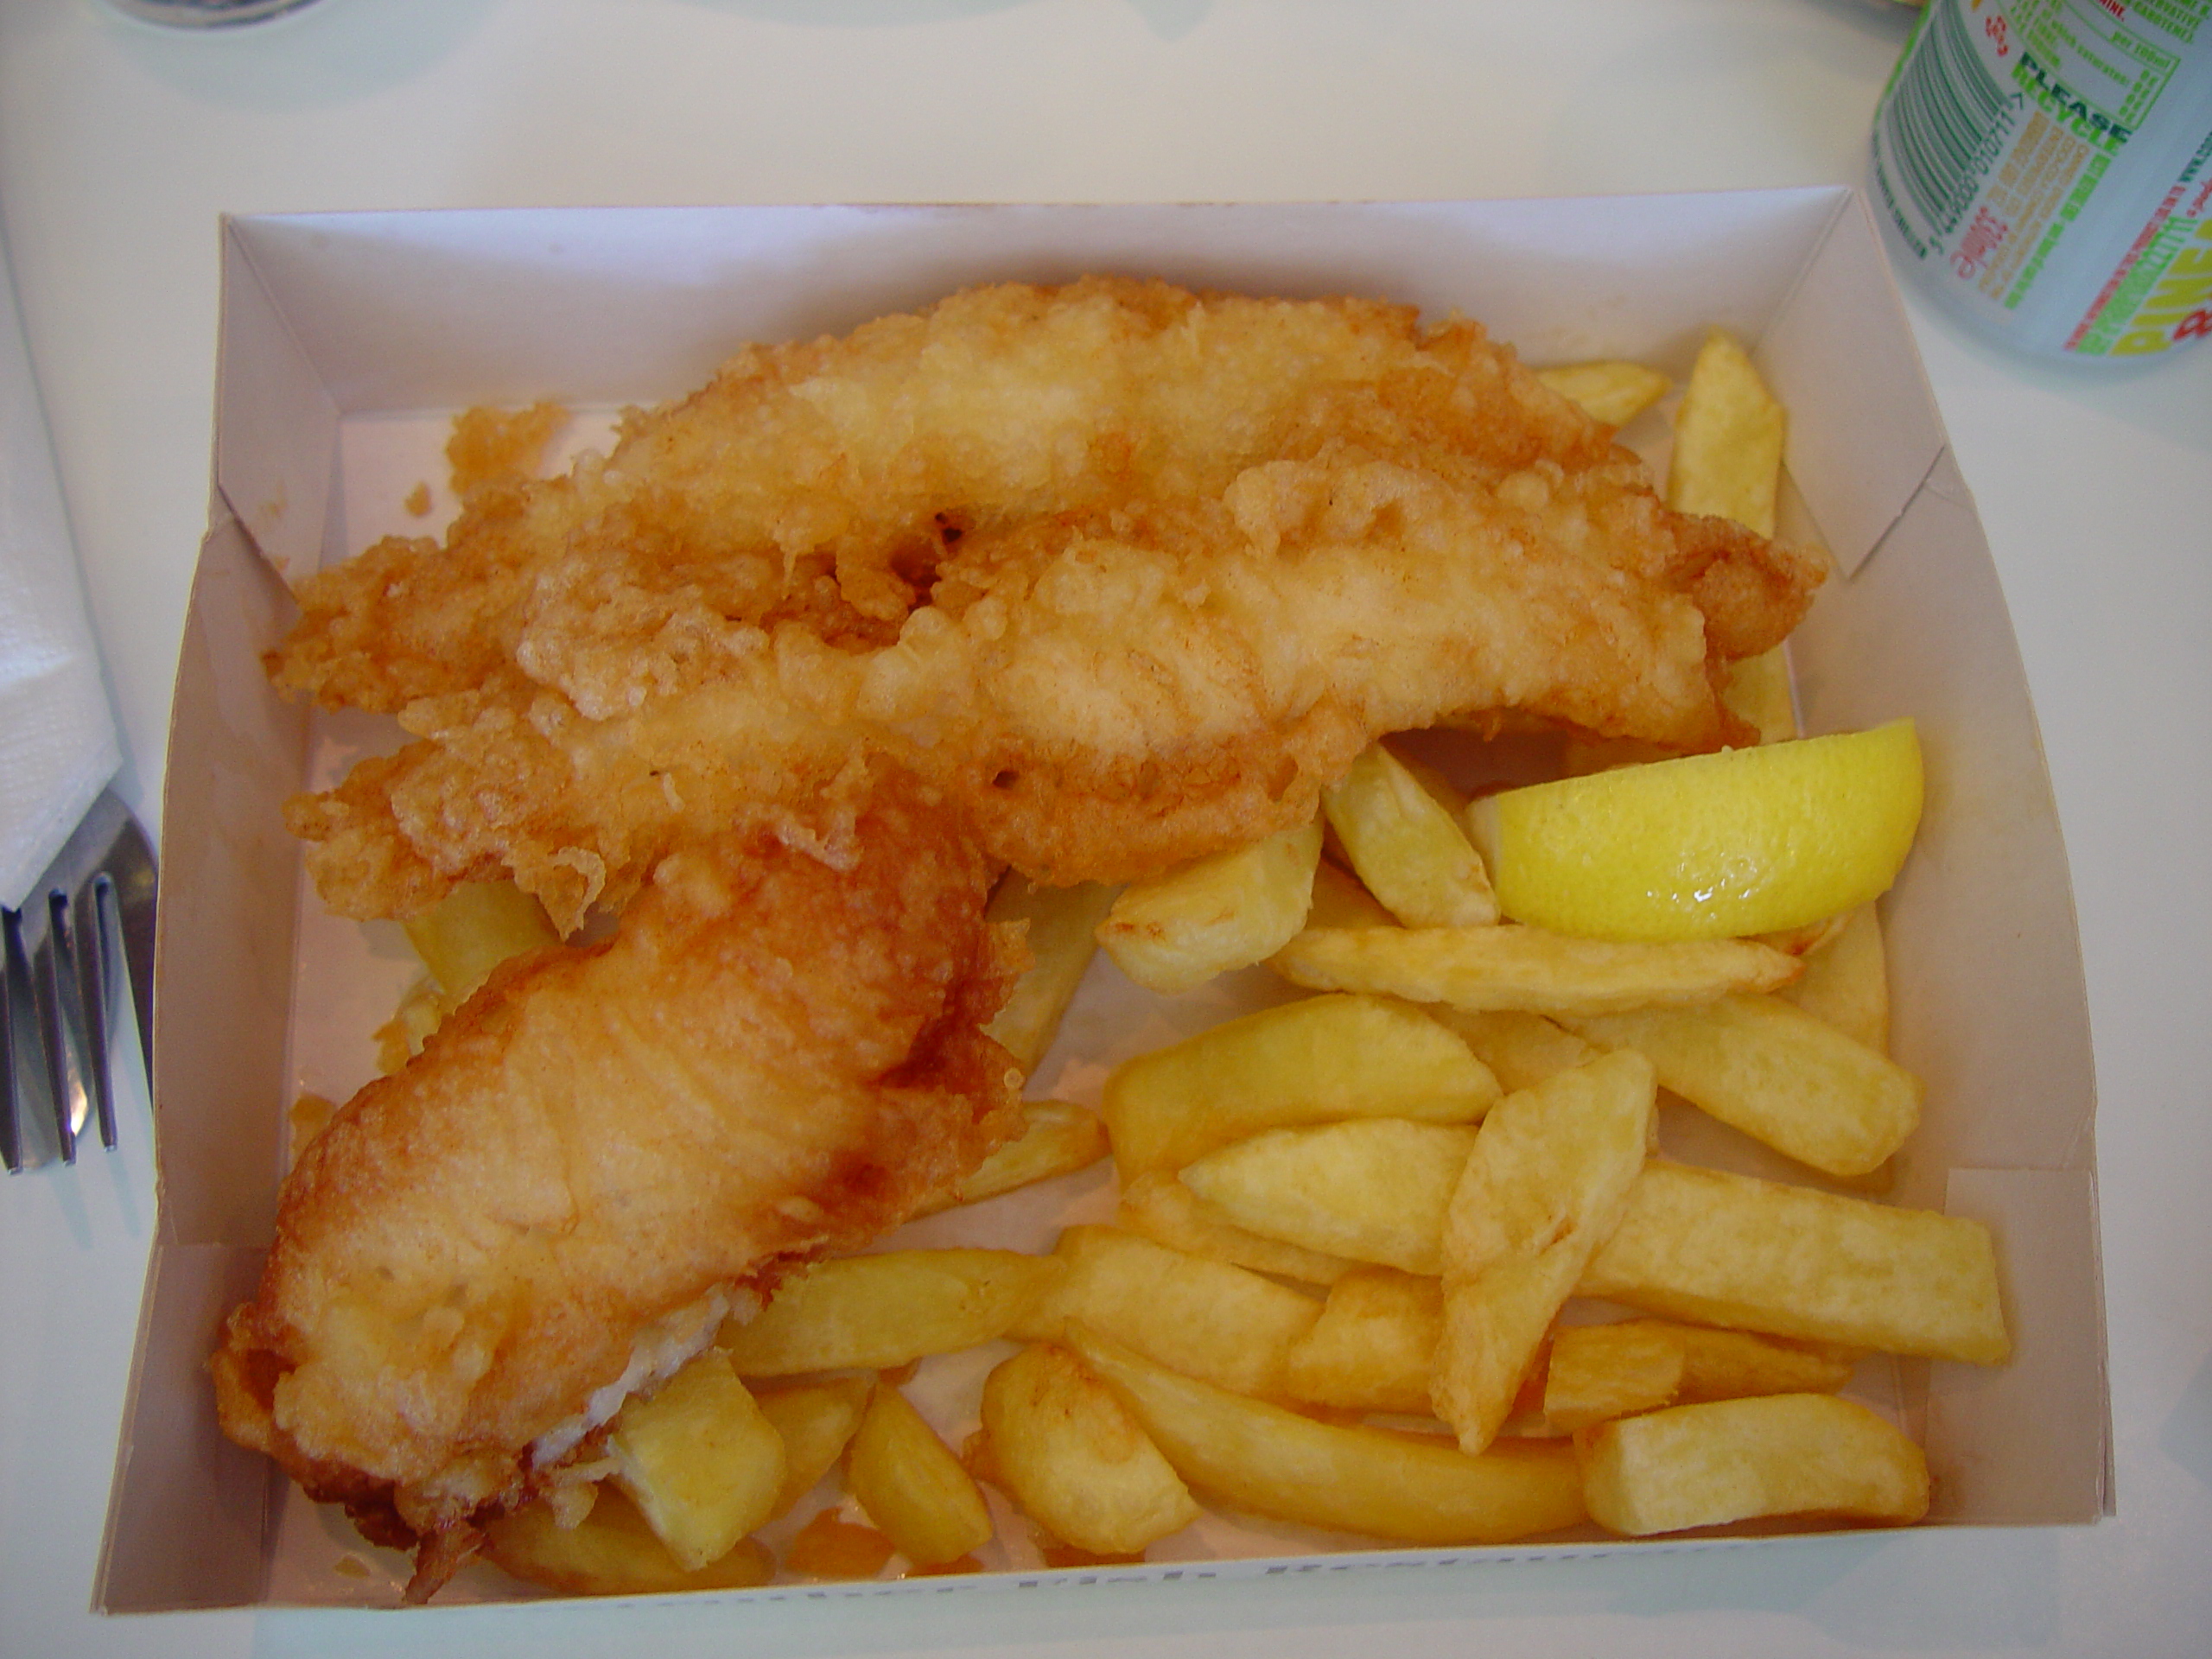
[1542,1320,1685,1433]
[1578,1160,2010,1363]
[1284,1267,1445,1415]
[1301,858,1401,931]
[1098,819,1323,995]
[1101,993,1499,1179]
[913,1100,1109,1217]
[1666,329,1786,537]
[1117,1170,1359,1286]
[402,878,560,1000]
[1579,1393,1929,1535]
[1011,1224,1323,1398]
[1321,742,1499,927]
[1273,925,1802,1019]
[846,1381,994,1568]
[481,1485,775,1598]
[1179,1119,1482,1276]
[985,876,1120,1075]
[1543,1319,1857,1433]
[607,1351,786,1572]
[373,978,449,1075]
[1425,1007,1599,1094]
[1069,1325,1586,1546]
[1780,903,1891,1055]
[1720,645,1798,745]
[1667,1322,1858,1402]
[1564,993,1922,1179]
[718,1249,1063,1377]
[1433,1052,1656,1453]
[756,1376,873,1520]
[1535,359,1672,429]
[981,1343,1199,1555]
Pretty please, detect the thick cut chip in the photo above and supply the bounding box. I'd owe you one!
[1669,1322,1857,1402]
[1302,858,1401,931]
[719,1249,1063,1376]
[1780,903,1891,1054]
[981,1343,1199,1554]
[1011,1225,1322,1397]
[372,982,446,1074]
[1578,1161,2011,1364]
[756,1376,874,1519]
[1117,1171,1357,1285]
[1541,1322,1686,1432]
[1272,925,1800,1017]
[1579,1393,1929,1535]
[1544,1319,1855,1433]
[379,878,564,1067]
[1068,1325,1586,1546]
[845,1382,995,1568]
[1179,1119,1482,1275]
[1720,645,1796,745]
[985,876,1120,1074]
[1098,819,1323,995]
[1666,329,1785,537]
[402,879,560,1000]
[783,1509,897,1580]
[1321,742,1500,928]
[1427,1007,1599,1093]
[915,1101,1109,1217]
[1434,1051,1656,1454]
[481,1485,774,1597]
[1101,993,1499,1179]
[1564,993,1922,1179]
[1535,359,1672,429]
[607,1350,786,1572]
[1283,1268,1444,1414]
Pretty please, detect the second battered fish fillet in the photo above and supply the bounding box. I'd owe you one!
[274,278,1824,932]
[213,767,1022,1594]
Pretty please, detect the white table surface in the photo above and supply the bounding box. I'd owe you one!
[3,1,2207,1654]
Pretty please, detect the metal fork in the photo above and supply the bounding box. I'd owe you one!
[1,789,156,1173]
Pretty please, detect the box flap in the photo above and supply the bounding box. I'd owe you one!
[1790,447,2096,1185]
[1927,1168,2111,1522]
[215,219,340,582]
[1760,194,1949,575]
[153,512,302,1249]
[223,194,1853,422]
[96,1243,276,1612]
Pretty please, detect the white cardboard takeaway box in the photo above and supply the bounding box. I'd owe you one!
[97,189,2107,1613]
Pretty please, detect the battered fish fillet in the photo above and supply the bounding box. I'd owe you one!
[213,767,1022,1595]
[273,278,1823,933]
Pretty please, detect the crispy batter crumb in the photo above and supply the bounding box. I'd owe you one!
[447,400,569,498]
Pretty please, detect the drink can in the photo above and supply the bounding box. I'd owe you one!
[1871,0,2212,360]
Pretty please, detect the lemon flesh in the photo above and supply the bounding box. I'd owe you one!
[1478,721,1923,943]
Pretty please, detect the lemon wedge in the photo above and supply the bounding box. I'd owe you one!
[1471,721,1923,942]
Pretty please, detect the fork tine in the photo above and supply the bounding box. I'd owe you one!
[76,874,118,1150]
[105,809,156,1085]
[1,907,23,1173]
[31,892,80,1165]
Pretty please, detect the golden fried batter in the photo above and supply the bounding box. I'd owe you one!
[213,766,1022,1593]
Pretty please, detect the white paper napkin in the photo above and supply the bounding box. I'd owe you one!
[0,228,121,910]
